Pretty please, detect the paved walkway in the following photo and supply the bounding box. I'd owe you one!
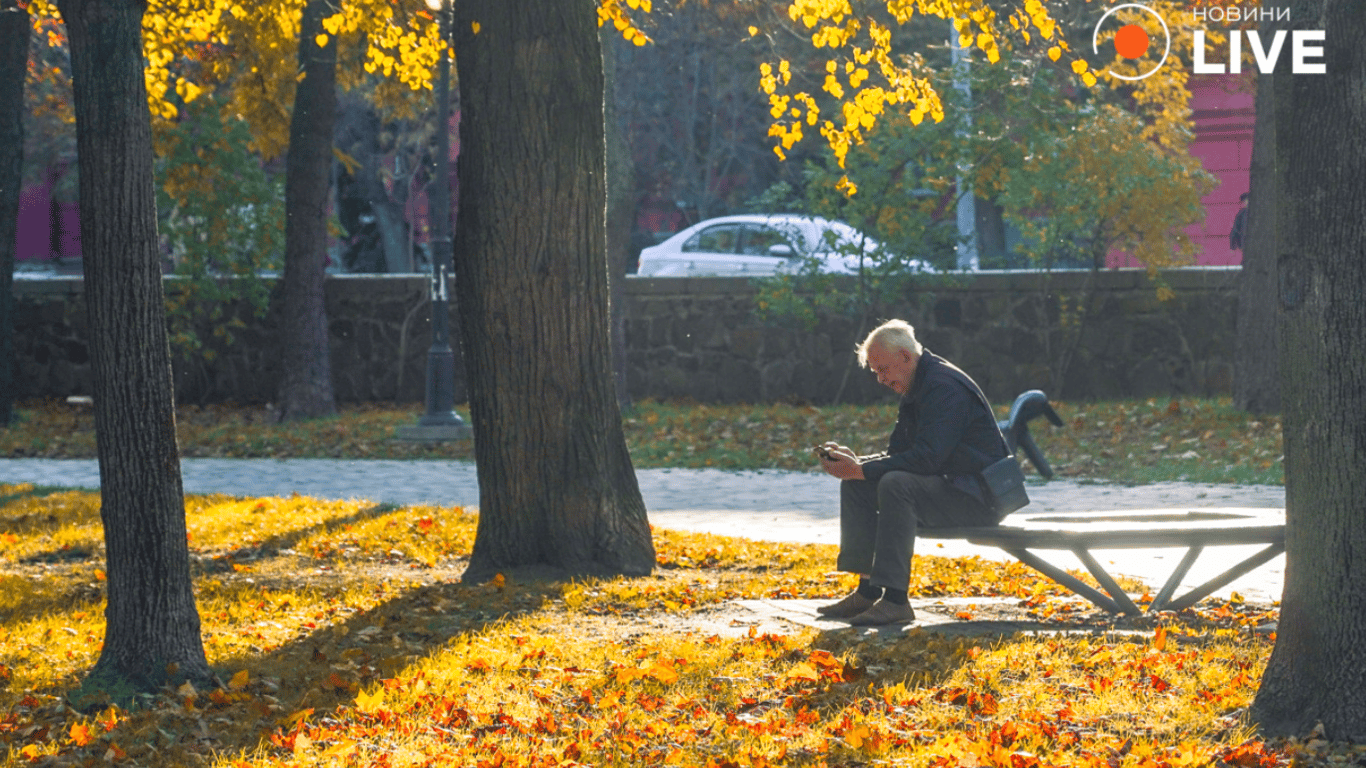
[0,458,1287,604]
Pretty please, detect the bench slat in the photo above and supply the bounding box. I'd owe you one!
[921,525,1284,550]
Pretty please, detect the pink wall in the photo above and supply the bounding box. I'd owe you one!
[15,169,82,263]
[1109,73,1254,269]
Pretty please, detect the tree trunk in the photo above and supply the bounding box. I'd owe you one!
[277,0,337,421]
[1233,63,1281,414]
[451,0,654,581]
[57,0,210,691]
[0,0,27,427]
[1249,0,1366,741]
[603,31,634,410]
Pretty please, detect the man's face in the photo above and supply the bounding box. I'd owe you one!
[866,343,917,395]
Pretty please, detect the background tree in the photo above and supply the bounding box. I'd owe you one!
[334,93,434,274]
[54,0,210,691]
[1235,71,1279,415]
[276,0,339,422]
[611,0,808,234]
[154,91,285,377]
[452,0,654,581]
[756,49,1212,398]
[1249,0,1366,740]
[0,0,28,427]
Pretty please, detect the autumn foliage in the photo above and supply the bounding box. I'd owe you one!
[1,479,1350,767]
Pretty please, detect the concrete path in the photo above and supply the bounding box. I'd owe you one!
[0,458,1287,605]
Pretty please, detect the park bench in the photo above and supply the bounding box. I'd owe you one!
[923,391,1287,615]
[920,508,1285,615]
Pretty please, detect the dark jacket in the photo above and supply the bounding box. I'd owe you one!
[1229,207,1247,250]
[859,349,1009,502]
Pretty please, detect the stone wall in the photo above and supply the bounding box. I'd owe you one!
[13,275,466,405]
[12,268,1239,405]
[623,268,1239,405]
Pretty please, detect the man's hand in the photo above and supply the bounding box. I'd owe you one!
[817,441,865,481]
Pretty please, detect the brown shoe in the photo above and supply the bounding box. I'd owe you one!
[815,592,876,619]
[847,600,916,627]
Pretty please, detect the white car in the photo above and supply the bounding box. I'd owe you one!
[634,214,934,277]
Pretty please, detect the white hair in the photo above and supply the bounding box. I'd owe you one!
[856,319,922,368]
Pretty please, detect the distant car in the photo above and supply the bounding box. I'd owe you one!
[633,214,934,277]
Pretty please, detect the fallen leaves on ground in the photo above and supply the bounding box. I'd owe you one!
[0,483,1342,768]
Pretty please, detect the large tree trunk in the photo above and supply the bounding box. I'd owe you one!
[451,0,654,581]
[603,31,634,409]
[57,0,210,691]
[1233,53,1280,414]
[276,0,337,421]
[0,0,27,427]
[1249,0,1366,741]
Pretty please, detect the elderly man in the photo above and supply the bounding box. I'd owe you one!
[816,319,1009,626]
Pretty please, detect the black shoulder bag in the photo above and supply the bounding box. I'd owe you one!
[940,362,1030,520]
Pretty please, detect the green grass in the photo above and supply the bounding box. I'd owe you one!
[1,396,1284,485]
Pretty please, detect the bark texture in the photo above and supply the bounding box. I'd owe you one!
[0,1,27,427]
[452,0,654,581]
[1233,72,1280,415]
[277,0,337,421]
[57,0,210,690]
[1249,0,1366,740]
[603,29,634,410]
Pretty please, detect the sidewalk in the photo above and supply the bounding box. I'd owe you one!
[0,458,1287,604]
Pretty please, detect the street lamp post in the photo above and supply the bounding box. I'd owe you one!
[398,0,470,441]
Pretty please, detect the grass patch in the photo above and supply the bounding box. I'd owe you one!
[0,482,1334,768]
[2,396,1283,485]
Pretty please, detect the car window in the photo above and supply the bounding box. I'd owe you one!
[682,224,742,254]
[738,224,798,255]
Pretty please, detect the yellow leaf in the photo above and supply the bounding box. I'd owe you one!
[1153,625,1168,651]
[787,662,820,682]
[229,669,250,690]
[648,662,680,684]
[69,722,93,747]
[1048,46,1061,62]
[294,731,312,755]
[314,33,328,48]
[471,21,481,35]
[748,26,758,36]
[355,687,385,713]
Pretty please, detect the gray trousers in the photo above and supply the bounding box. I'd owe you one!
[838,472,997,591]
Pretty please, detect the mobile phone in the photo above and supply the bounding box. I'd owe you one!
[814,446,836,460]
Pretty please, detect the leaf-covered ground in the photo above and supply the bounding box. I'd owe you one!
[1,480,1352,768]
[1,396,1283,486]
[0,398,1304,766]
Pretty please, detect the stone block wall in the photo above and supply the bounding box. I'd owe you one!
[12,275,465,405]
[621,268,1240,405]
[11,268,1238,405]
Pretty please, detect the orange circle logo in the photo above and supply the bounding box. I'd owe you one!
[1092,4,1171,80]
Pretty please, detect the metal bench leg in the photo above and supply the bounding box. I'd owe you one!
[1072,548,1142,615]
[1161,543,1285,613]
[1004,548,1123,614]
[1149,546,1204,612]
